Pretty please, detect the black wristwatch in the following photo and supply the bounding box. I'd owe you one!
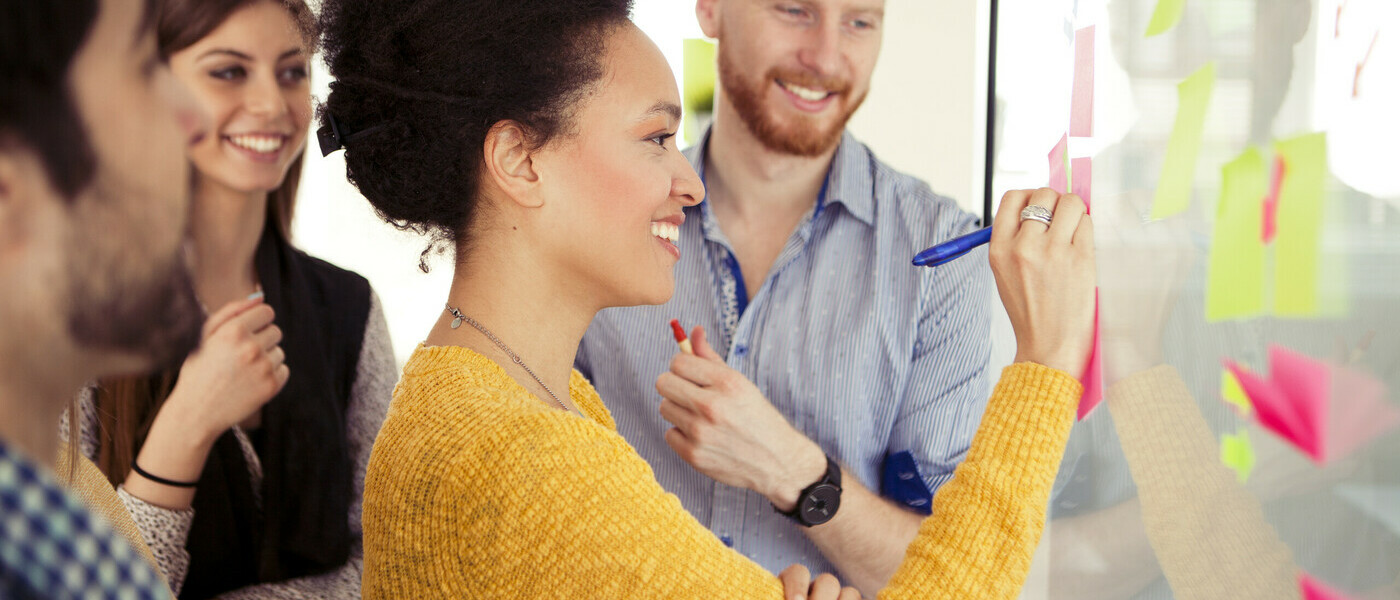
[775,454,842,527]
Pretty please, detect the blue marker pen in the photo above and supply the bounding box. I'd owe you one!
[911,227,992,267]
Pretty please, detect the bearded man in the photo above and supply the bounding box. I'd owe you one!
[576,1,993,596]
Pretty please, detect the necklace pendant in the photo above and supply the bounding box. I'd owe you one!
[451,316,463,329]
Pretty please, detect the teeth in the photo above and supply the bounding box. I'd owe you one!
[781,81,830,102]
[650,222,680,244]
[228,134,285,154]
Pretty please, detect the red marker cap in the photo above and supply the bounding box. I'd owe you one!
[669,319,688,342]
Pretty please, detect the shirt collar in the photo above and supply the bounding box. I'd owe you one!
[685,127,876,227]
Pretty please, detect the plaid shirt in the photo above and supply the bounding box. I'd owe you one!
[0,439,170,600]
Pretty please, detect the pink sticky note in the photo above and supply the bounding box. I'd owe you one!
[1262,155,1286,243]
[1269,345,1330,459]
[1076,291,1103,420]
[1072,157,1093,206]
[1224,361,1316,458]
[1071,27,1095,137]
[1328,365,1399,460]
[1049,134,1069,194]
[1300,572,1355,600]
[1220,345,1394,464]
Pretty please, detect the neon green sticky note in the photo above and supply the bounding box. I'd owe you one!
[1145,0,1186,37]
[1221,429,1255,483]
[1273,132,1328,318]
[682,39,716,143]
[1221,369,1253,415]
[1206,146,1267,322]
[1151,62,1216,219]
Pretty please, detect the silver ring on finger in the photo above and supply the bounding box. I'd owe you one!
[1020,205,1053,228]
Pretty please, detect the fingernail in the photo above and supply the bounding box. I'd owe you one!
[247,291,265,301]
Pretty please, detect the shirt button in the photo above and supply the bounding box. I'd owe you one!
[721,535,734,547]
[734,344,750,357]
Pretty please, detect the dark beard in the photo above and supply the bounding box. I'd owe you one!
[718,46,865,157]
[67,251,203,370]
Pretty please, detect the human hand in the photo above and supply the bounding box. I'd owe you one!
[989,188,1097,376]
[163,296,288,444]
[655,326,827,512]
[779,564,862,600]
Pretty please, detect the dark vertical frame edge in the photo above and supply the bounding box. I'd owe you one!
[983,0,999,225]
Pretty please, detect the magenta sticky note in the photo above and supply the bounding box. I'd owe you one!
[1220,345,1394,464]
[1300,572,1355,600]
[1072,157,1093,207]
[1269,345,1330,460]
[1049,134,1069,194]
[1076,291,1103,420]
[1071,26,1095,137]
[1262,155,1286,243]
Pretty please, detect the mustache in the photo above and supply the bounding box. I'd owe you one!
[768,68,852,96]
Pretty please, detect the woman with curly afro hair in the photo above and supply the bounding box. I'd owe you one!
[318,0,1097,598]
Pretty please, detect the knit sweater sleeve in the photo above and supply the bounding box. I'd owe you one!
[364,361,1081,599]
[1105,366,1298,600]
[878,362,1081,600]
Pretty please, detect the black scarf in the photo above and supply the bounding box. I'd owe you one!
[179,225,370,599]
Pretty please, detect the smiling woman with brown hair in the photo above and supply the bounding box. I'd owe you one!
[320,0,1097,598]
[65,0,396,597]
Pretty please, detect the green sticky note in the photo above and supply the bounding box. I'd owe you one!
[1221,429,1255,483]
[1206,146,1267,322]
[1151,62,1216,219]
[1221,369,1252,416]
[1145,0,1186,37]
[682,38,716,143]
[1273,132,1328,318]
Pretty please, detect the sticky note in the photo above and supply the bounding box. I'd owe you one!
[1220,428,1254,483]
[1221,345,1396,465]
[1072,157,1092,206]
[1206,147,1267,322]
[1151,62,1216,219]
[682,38,717,142]
[1221,369,1252,416]
[1262,155,1285,244]
[1145,0,1186,37]
[1077,292,1103,421]
[1300,572,1355,600]
[1049,134,1069,194]
[1070,27,1095,137]
[1273,132,1328,317]
[1327,364,1399,460]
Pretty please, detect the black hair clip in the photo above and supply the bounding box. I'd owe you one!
[317,112,388,157]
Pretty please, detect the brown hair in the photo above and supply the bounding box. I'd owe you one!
[92,0,317,486]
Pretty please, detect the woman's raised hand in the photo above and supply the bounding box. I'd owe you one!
[989,188,1097,376]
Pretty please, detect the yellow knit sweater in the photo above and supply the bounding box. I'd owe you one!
[363,344,1081,599]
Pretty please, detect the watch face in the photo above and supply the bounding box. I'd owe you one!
[800,484,842,525]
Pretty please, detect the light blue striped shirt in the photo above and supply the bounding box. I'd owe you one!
[576,128,992,579]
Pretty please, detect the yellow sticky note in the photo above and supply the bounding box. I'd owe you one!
[1221,369,1252,416]
[1145,0,1186,37]
[1206,146,1267,322]
[1273,132,1328,318]
[1221,429,1255,483]
[1151,62,1216,219]
[683,39,716,143]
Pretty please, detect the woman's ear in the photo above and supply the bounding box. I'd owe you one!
[481,120,543,208]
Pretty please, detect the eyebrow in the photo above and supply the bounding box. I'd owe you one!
[196,48,304,61]
[641,100,683,123]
